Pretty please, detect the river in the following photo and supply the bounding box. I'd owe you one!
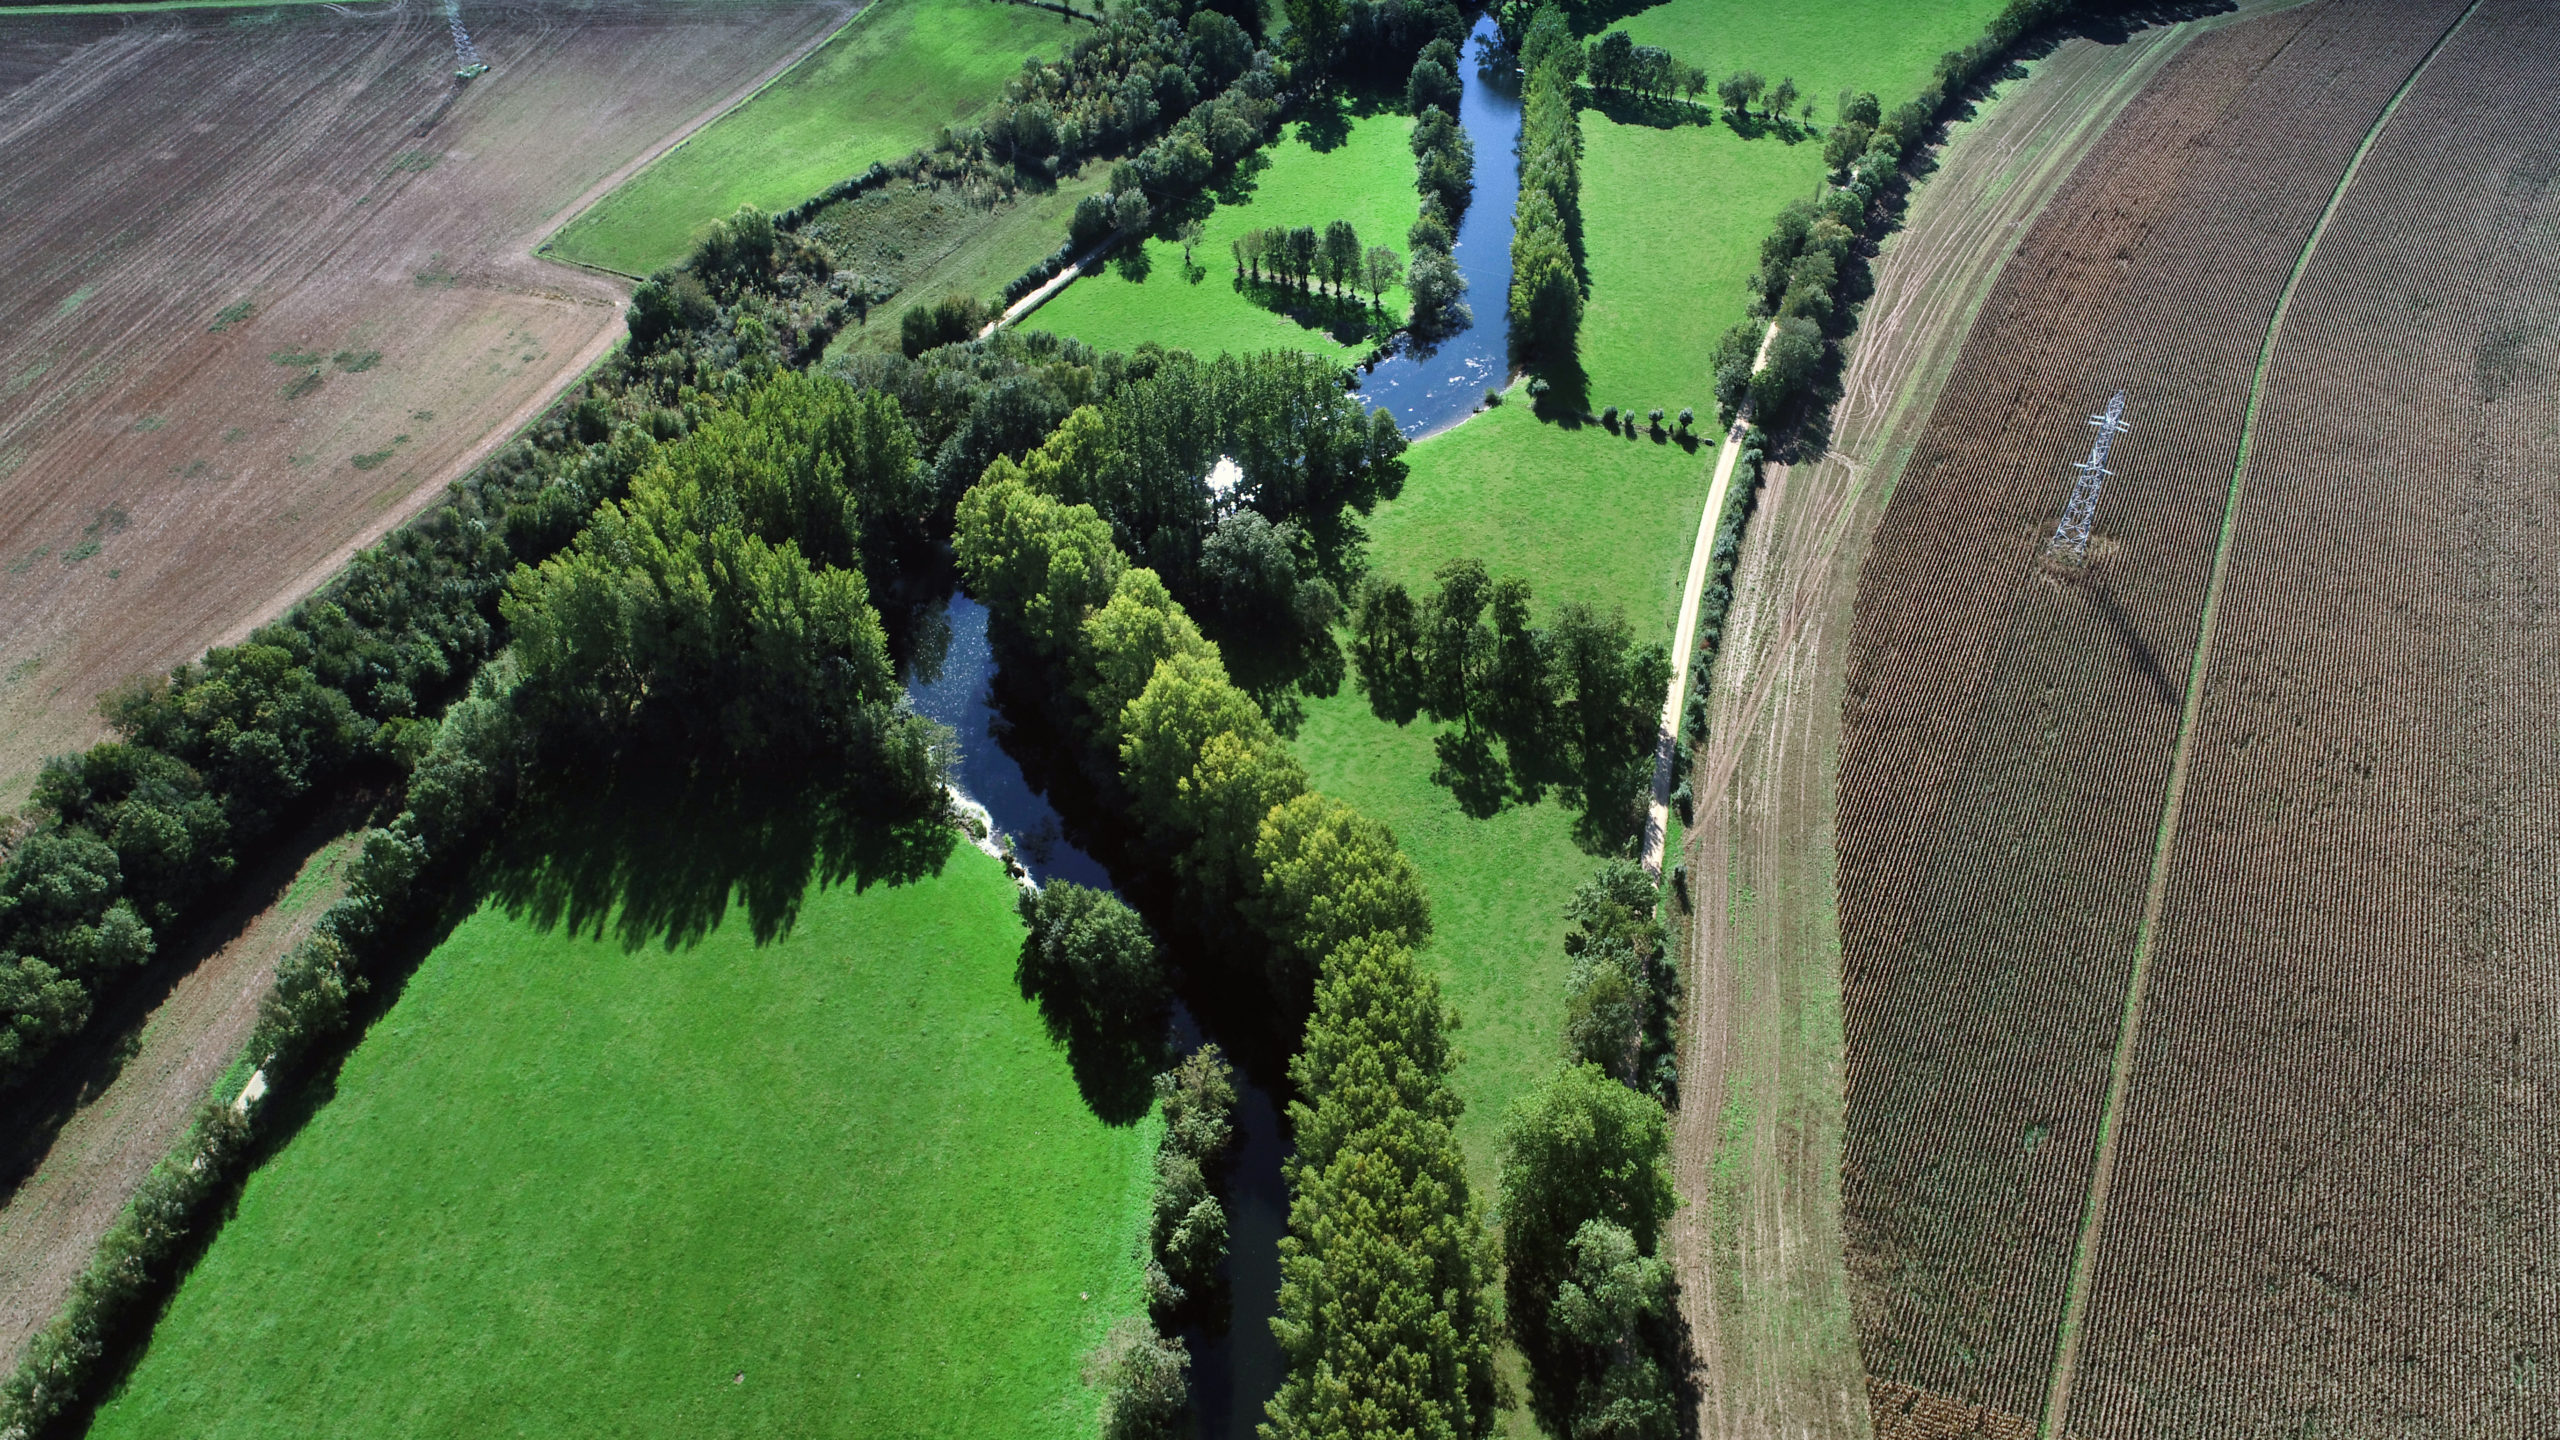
[1355,11,1523,438]
[902,21,1522,1431]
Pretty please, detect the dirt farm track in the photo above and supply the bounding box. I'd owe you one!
[0,0,849,805]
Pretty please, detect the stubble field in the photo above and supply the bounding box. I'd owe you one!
[1832,0,2538,1432]
[0,0,847,805]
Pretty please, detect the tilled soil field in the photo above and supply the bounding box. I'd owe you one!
[1667,13,2222,1438]
[0,0,845,803]
[1833,0,2473,1424]
[2066,0,2560,1431]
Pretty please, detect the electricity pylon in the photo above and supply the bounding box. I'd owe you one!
[2046,391,2129,565]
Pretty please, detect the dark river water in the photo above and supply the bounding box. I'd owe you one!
[903,24,1522,1430]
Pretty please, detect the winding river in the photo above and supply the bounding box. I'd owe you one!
[903,25,1521,1431]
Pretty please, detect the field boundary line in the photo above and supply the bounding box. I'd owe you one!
[2038,1,2488,1431]
[532,0,870,274]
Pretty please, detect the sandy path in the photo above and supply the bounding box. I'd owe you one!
[0,831,356,1370]
[1664,17,2232,1437]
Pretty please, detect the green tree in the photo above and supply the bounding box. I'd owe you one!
[1018,881,1168,1124]
[1420,558,1493,731]
[1252,793,1431,996]
[1078,568,1218,746]
[1716,69,1764,118]
[1282,0,1346,72]
[1497,1062,1676,1432]
[1322,220,1363,298]
[953,475,1126,663]
[1553,1221,1679,1440]
[1769,75,1799,118]
[1088,1317,1190,1440]
[1269,935,1495,1440]
[1119,650,1272,845]
[1361,244,1405,311]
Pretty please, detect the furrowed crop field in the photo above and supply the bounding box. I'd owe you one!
[86,843,1153,1439]
[1833,0,2556,1432]
[0,0,847,805]
[2066,1,2560,1431]
[546,0,1075,277]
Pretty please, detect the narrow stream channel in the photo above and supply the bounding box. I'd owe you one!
[902,23,1523,1428]
[1355,11,1522,437]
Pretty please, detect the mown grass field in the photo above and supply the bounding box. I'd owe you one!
[87,846,1154,1440]
[1614,0,2011,120]
[546,0,1073,276]
[1028,105,1419,362]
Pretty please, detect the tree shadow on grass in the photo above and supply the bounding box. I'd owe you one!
[1231,274,1390,347]
[477,754,956,955]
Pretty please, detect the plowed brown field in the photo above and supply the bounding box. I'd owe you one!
[1833,0,2481,1426]
[2066,0,2560,1432]
[0,0,846,803]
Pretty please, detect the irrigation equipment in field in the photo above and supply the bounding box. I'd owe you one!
[2046,390,2129,565]
[445,0,489,80]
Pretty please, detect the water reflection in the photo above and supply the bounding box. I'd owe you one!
[1356,13,1524,438]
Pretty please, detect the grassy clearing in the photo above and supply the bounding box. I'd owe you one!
[1575,110,1824,409]
[824,164,1117,358]
[1612,0,2011,119]
[88,845,1153,1440]
[1289,391,1709,1174]
[546,0,1073,276]
[1027,105,1419,362]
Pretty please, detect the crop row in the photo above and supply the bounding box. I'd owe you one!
[2066,3,2560,1433]
[1832,0,2476,1416]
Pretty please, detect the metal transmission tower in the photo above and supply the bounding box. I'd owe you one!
[2046,390,2129,565]
[446,0,489,80]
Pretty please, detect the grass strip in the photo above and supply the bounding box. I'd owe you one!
[2038,4,2487,1430]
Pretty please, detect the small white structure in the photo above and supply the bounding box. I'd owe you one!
[1206,454,1246,519]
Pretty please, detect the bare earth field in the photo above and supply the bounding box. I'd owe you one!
[1667,12,2243,1440]
[1832,0,2507,1431]
[0,0,848,805]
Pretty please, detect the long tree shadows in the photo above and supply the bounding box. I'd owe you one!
[477,756,956,957]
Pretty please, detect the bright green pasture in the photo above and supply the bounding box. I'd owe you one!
[1292,392,1711,1176]
[88,845,1154,1440]
[1577,109,1826,410]
[1612,0,2011,119]
[1027,106,1419,362]
[546,0,1071,276]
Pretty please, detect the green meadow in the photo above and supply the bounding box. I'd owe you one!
[1614,0,2012,119]
[1028,105,1420,362]
[88,845,1154,1440]
[546,0,1073,276]
[1287,0,2007,1177]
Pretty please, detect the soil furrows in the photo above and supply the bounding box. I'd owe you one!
[0,0,844,803]
[1668,16,2215,1439]
[2068,2,2560,1431]
[1832,0,2472,1413]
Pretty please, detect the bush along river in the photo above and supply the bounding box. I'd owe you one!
[1356,11,1522,438]
[903,25,1525,1429]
